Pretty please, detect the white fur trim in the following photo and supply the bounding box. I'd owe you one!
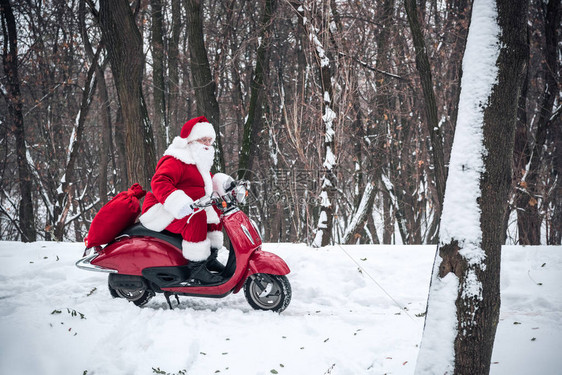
[139,203,174,232]
[163,190,194,219]
[205,206,220,224]
[182,238,211,261]
[212,173,234,197]
[163,137,196,165]
[207,230,224,249]
[185,122,216,143]
[199,165,213,196]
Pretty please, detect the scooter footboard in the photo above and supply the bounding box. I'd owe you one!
[234,250,290,293]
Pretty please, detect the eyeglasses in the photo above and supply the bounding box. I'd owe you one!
[196,137,214,146]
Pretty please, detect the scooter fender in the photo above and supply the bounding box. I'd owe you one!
[234,249,290,293]
[91,236,186,275]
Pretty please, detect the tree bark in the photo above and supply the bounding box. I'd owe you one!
[238,0,276,177]
[1,0,37,242]
[343,180,375,244]
[404,0,446,224]
[185,0,224,171]
[151,0,168,155]
[80,0,114,204]
[168,0,181,135]
[291,1,339,247]
[98,0,156,189]
[54,49,99,241]
[514,0,559,245]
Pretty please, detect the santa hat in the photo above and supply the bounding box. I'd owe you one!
[180,116,216,143]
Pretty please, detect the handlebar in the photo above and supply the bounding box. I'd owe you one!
[191,179,250,209]
[191,194,221,209]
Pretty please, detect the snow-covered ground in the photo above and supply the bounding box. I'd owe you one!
[0,241,560,375]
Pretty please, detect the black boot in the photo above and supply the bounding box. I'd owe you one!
[207,247,226,273]
[186,261,222,284]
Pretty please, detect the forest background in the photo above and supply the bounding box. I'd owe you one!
[1,0,560,246]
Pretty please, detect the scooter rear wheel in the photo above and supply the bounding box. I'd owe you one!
[108,275,154,307]
[244,273,291,313]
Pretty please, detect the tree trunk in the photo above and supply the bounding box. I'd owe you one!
[185,0,224,171]
[54,49,98,241]
[168,0,181,135]
[343,180,375,244]
[404,0,446,222]
[514,0,559,245]
[151,0,168,155]
[551,113,562,244]
[415,0,528,374]
[80,0,113,204]
[98,0,156,189]
[290,1,339,247]
[238,0,276,178]
[1,0,37,242]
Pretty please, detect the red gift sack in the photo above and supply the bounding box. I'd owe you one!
[85,183,146,248]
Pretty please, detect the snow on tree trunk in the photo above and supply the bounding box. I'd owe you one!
[342,180,374,244]
[415,0,528,374]
[291,1,339,248]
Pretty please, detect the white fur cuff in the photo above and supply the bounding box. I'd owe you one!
[212,173,233,196]
[207,230,224,249]
[182,238,211,261]
[164,190,194,219]
[205,206,220,224]
[139,203,174,232]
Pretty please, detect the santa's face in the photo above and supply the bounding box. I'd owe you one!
[188,139,215,171]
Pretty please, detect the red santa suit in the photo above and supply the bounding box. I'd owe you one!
[139,116,223,262]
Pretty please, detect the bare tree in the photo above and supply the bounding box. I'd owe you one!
[238,0,276,177]
[1,0,36,242]
[416,0,528,373]
[404,0,446,226]
[512,0,560,245]
[185,0,224,171]
[98,0,156,188]
[151,0,168,155]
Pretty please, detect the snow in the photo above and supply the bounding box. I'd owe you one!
[323,146,336,169]
[0,241,560,375]
[323,106,336,143]
[413,272,459,375]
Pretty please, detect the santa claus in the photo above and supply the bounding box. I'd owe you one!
[139,116,224,284]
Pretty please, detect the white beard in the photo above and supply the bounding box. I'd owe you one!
[188,143,215,172]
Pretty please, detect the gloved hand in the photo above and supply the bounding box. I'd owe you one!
[177,202,194,218]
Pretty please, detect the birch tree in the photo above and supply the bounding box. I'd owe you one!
[415,0,528,374]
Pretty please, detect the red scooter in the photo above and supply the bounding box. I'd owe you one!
[76,180,291,312]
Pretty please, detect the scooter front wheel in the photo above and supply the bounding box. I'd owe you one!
[244,274,291,313]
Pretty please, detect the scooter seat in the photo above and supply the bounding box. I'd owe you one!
[121,223,183,250]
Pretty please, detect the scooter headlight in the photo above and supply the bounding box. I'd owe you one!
[234,184,248,204]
